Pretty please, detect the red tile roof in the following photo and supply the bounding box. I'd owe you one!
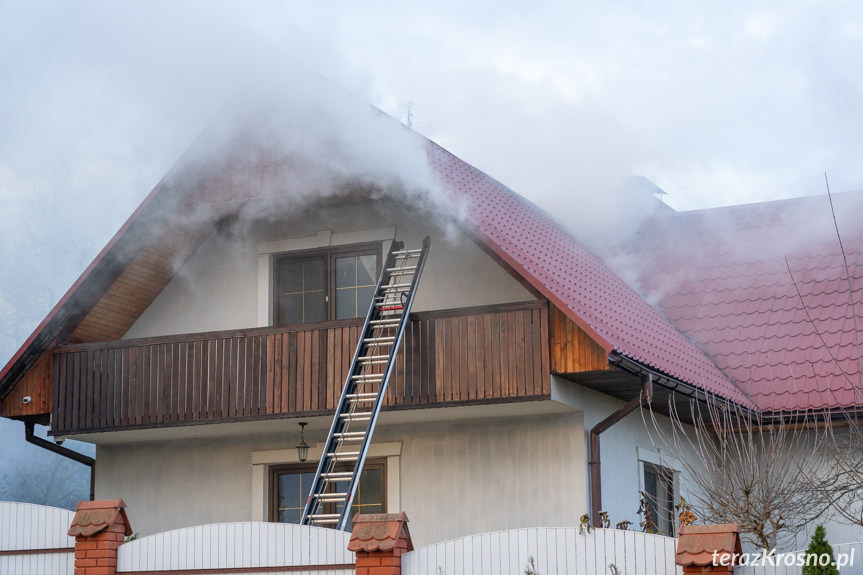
[628,193,863,412]
[427,143,750,405]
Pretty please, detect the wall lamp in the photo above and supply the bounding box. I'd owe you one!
[296,422,309,463]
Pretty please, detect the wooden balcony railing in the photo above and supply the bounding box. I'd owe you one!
[51,301,550,434]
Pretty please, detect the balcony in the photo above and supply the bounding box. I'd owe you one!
[51,301,550,435]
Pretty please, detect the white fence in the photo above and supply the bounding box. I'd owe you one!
[0,503,708,575]
[735,541,863,575]
[0,501,75,575]
[117,521,355,574]
[401,527,682,575]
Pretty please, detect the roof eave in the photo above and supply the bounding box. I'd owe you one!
[608,351,757,412]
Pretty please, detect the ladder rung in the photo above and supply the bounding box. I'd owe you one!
[328,451,360,460]
[392,249,423,256]
[352,375,383,383]
[321,471,355,480]
[376,305,404,311]
[369,319,400,326]
[339,413,371,421]
[359,355,388,361]
[308,515,340,524]
[387,266,417,272]
[314,492,348,501]
[387,270,416,277]
[347,392,378,400]
[333,432,366,441]
[364,337,395,343]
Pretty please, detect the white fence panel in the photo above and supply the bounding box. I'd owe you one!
[0,501,75,575]
[735,541,863,575]
[402,527,682,575]
[117,521,354,574]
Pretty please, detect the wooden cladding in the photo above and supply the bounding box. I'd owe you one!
[1,353,53,420]
[549,305,611,375]
[52,301,550,434]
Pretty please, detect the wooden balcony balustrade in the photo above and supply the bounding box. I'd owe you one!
[51,301,550,434]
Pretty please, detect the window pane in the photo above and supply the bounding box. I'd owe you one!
[279,294,303,325]
[279,261,304,294]
[357,255,377,286]
[358,467,383,505]
[304,292,326,323]
[357,286,375,316]
[335,288,356,320]
[304,259,325,291]
[276,256,325,326]
[335,256,356,289]
[644,467,659,531]
[276,471,315,524]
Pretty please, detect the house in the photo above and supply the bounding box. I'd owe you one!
[1,78,859,548]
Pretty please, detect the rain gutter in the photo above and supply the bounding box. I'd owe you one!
[24,421,95,501]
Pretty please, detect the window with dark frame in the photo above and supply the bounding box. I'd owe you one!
[269,460,386,530]
[643,462,676,536]
[274,244,381,326]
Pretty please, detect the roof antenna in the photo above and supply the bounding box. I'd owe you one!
[397,102,415,129]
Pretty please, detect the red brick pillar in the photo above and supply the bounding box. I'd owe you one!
[348,512,414,575]
[676,523,742,574]
[68,499,133,575]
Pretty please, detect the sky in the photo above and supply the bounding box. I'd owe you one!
[2,1,863,484]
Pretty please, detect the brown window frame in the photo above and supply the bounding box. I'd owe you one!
[273,243,382,326]
[268,459,387,526]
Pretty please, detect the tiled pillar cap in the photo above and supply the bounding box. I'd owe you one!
[68,498,133,537]
[348,512,413,553]
[676,522,742,567]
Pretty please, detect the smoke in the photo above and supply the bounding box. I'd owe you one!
[2,0,863,487]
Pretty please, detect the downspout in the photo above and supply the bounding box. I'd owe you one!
[589,372,653,527]
[24,421,95,501]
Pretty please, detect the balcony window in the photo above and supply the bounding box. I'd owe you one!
[274,244,380,326]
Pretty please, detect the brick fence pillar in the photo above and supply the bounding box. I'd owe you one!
[675,522,742,574]
[68,499,132,575]
[348,512,414,575]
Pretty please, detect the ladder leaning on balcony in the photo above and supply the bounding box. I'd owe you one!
[301,236,431,531]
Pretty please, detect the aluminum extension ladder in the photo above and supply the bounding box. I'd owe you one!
[300,236,431,530]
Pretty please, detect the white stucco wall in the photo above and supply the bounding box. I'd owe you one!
[93,409,586,547]
[124,201,533,339]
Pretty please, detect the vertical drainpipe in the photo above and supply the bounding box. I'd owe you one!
[588,372,653,527]
[24,421,95,501]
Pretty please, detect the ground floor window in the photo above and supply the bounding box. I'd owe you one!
[269,460,386,529]
[643,462,676,536]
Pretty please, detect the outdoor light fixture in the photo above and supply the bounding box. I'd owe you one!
[296,422,309,462]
